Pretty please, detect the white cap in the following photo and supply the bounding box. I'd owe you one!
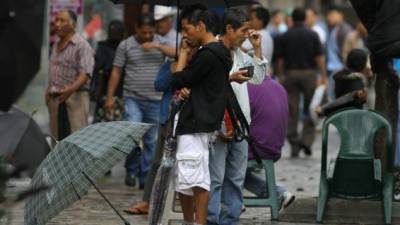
[154,5,176,21]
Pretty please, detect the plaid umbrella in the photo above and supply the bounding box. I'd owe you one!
[24,121,152,225]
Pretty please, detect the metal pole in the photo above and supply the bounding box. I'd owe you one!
[82,171,131,225]
[175,0,180,61]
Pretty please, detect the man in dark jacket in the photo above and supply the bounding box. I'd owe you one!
[172,9,232,225]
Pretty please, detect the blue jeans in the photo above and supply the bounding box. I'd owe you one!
[244,167,285,198]
[124,97,160,184]
[208,136,248,225]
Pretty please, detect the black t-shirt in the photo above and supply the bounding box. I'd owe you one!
[275,23,323,70]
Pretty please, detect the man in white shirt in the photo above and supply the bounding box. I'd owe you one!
[154,5,180,48]
[242,6,274,64]
[208,8,267,225]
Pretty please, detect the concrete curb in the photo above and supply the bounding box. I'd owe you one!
[279,197,400,225]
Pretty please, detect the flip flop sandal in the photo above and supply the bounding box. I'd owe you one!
[123,207,148,215]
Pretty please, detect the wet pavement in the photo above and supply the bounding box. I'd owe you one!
[3,129,340,225]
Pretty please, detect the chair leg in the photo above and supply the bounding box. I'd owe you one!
[316,177,329,223]
[382,174,394,225]
[264,160,279,220]
[162,182,183,225]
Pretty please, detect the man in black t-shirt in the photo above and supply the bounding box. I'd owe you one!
[275,7,328,157]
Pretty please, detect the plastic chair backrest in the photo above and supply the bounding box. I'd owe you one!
[323,109,391,160]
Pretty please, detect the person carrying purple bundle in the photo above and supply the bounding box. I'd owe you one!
[244,77,295,210]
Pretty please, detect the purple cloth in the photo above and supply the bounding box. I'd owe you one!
[247,77,288,161]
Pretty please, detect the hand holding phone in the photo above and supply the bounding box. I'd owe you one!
[239,65,254,78]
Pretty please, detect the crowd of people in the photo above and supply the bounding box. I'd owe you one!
[47,3,372,225]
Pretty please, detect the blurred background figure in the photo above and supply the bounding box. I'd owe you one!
[46,10,94,141]
[325,6,352,75]
[325,6,353,100]
[305,8,326,46]
[341,21,368,63]
[267,9,288,38]
[275,7,327,158]
[83,13,103,45]
[242,6,274,64]
[154,5,179,48]
[316,49,369,118]
[333,48,369,98]
[91,20,125,123]
[104,14,175,189]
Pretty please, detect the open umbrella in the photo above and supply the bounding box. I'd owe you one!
[0,107,50,177]
[110,0,259,7]
[24,121,152,225]
[0,0,46,111]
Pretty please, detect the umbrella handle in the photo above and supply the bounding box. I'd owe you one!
[82,172,130,225]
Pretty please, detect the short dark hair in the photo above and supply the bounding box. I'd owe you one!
[346,49,368,72]
[186,9,221,35]
[291,8,306,22]
[108,20,125,42]
[67,10,77,25]
[251,7,270,28]
[327,5,343,14]
[137,13,155,27]
[179,4,208,32]
[221,8,249,35]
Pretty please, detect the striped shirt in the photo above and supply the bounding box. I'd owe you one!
[48,33,94,92]
[113,35,166,101]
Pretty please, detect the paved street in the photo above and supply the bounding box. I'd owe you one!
[2,127,341,225]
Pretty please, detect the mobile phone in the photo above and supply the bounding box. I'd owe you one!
[239,65,254,78]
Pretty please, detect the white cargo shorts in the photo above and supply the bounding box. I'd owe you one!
[174,133,212,196]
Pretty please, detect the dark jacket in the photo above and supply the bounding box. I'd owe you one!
[333,69,365,98]
[172,41,232,135]
[91,41,123,100]
[350,0,400,57]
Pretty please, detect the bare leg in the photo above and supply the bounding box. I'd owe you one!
[179,193,195,223]
[193,187,209,225]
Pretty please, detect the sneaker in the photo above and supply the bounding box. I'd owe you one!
[279,191,295,211]
[125,174,136,187]
[395,192,400,201]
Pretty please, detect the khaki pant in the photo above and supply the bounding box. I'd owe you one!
[47,91,89,140]
[283,69,317,148]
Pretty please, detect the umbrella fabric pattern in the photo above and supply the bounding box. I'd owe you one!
[24,121,152,225]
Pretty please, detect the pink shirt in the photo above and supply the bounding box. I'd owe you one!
[48,33,94,92]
